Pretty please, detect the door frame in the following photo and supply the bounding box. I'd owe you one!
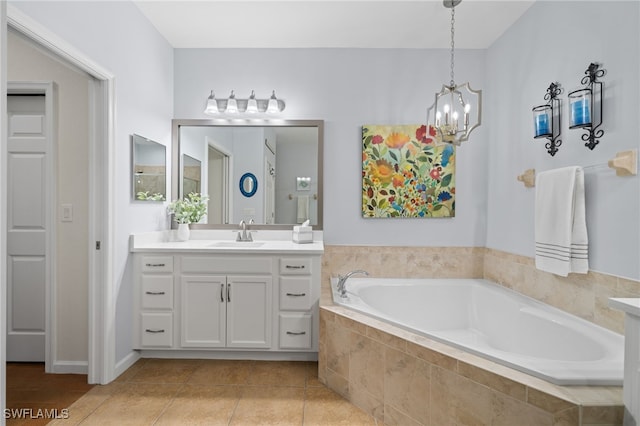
[5,5,116,384]
[6,82,55,371]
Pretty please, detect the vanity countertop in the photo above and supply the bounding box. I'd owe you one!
[130,230,324,254]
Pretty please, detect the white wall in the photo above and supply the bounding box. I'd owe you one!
[484,1,640,280]
[174,48,490,247]
[7,29,91,364]
[8,1,175,365]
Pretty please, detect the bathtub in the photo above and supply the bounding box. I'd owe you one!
[331,277,624,386]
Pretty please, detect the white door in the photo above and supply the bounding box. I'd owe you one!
[226,275,272,348]
[264,159,275,224]
[6,93,50,362]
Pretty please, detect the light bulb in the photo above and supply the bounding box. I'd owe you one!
[266,90,279,114]
[246,90,258,114]
[204,90,218,114]
[226,91,238,114]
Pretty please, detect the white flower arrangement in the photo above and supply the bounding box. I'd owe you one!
[167,192,209,224]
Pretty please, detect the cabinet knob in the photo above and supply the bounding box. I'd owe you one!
[145,329,165,334]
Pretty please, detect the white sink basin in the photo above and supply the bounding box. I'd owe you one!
[208,241,265,248]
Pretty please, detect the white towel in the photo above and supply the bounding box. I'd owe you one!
[296,195,309,224]
[535,166,588,276]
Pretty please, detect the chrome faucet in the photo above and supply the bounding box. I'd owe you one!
[236,220,253,242]
[336,270,368,298]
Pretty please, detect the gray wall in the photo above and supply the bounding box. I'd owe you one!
[484,1,640,280]
[174,48,490,247]
[10,0,175,366]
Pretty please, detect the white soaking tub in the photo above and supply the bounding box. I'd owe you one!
[331,277,624,385]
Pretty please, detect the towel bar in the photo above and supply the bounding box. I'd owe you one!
[518,149,637,187]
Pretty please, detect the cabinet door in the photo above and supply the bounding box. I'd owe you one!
[181,275,226,347]
[226,275,272,348]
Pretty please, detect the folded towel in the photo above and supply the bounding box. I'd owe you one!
[296,195,309,224]
[535,166,588,276]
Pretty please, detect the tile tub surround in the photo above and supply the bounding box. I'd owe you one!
[321,245,640,334]
[319,306,624,426]
[319,245,638,425]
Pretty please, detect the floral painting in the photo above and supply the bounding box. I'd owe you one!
[362,124,455,218]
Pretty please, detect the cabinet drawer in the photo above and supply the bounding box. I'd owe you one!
[182,256,272,274]
[279,314,312,349]
[141,255,173,273]
[141,275,173,309]
[279,258,311,275]
[280,277,312,311]
[141,313,173,347]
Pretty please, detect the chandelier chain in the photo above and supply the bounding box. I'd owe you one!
[449,6,455,87]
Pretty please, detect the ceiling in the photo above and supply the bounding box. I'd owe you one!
[133,0,535,49]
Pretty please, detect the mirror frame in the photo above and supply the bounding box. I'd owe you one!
[171,119,324,230]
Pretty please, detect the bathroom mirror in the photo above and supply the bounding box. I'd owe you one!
[132,134,166,201]
[239,173,258,197]
[172,119,323,229]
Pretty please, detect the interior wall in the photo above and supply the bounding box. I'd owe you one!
[7,29,90,363]
[8,0,175,366]
[173,48,490,247]
[484,1,640,280]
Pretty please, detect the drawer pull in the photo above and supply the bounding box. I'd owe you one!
[227,283,231,302]
[145,291,165,295]
[145,263,166,267]
[145,329,165,334]
[286,292,306,297]
[285,265,305,269]
[286,331,307,336]
[220,283,224,302]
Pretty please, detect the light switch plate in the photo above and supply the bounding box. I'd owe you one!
[61,204,73,222]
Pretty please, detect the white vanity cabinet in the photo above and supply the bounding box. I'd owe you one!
[131,236,323,360]
[134,255,175,348]
[179,255,273,349]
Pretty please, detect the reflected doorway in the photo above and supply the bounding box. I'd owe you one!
[207,144,231,224]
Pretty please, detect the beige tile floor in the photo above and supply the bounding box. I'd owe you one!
[48,359,378,425]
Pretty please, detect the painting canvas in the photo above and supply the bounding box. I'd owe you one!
[362,124,455,218]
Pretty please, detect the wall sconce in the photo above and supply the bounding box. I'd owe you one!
[533,82,562,156]
[203,90,286,115]
[568,63,605,150]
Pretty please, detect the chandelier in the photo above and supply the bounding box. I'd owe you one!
[427,0,482,146]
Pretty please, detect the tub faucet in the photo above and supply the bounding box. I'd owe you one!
[337,270,369,298]
[236,220,253,242]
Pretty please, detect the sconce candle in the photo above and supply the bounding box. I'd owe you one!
[569,89,591,128]
[533,105,552,138]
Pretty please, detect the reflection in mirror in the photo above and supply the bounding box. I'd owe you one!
[132,134,166,201]
[172,120,323,229]
[239,172,258,198]
[182,154,202,195]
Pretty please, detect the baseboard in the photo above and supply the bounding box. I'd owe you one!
[114,351,140,380]
[52,360,88,374]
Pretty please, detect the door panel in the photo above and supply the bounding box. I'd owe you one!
[226,275,272,348]
[181,275,226,347]
[6,94,48,362]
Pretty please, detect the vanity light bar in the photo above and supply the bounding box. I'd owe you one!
[204,90,285,115]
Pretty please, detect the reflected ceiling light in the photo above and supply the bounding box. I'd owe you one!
[426,0,482,146]
[203,89,286,115]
